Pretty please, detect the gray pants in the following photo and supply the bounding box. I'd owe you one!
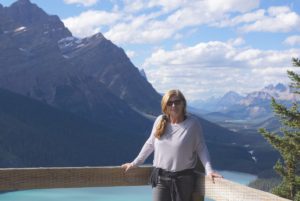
[152,175,195,201]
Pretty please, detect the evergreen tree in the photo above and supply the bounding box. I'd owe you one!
[259,58,300,200]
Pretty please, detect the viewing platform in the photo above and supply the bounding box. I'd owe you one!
[0,166,291,201]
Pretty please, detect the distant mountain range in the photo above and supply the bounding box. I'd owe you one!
[0,0,276,174]
[192,83,297,123]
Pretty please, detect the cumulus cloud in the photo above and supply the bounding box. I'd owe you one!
[104,14,175,44]
[143,40,299,100]
[64,0,98,7]
[103,0,258,44]
[214,6,300,33]
[284,35,300,46]
[213,9,265,27]
[143,41,238,67]
[239,6,300,33]
[203,0,259,13]
[123,0,259,14]
[228,37,245,46]
[63,1,299,43]
[147,0,186,12]
[123,0,146,13]
[65,0,259,43]
[63,10,121,38]
[123,0,187,14]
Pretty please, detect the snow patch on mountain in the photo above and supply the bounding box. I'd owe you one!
[14,26,27,32]
[58,33,105,58]
[261,83,296,101]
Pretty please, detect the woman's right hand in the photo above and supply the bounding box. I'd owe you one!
[121,163,134,172]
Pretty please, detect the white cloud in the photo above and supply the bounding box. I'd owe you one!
[203,0,259,13]
[63,10,121,38]
[123,0,146,13]
[142,40,300,100]
[163,0,258,30]
[228,37,245,46]
[64,0,98,7]
[123,0,185,13]
[239,6,300,33]
[63,0,260,44]
[213,9,265,27]
[148,0,186,12]
[104,14,175,44]
[173,43,187,50]
[108,6,202,44]
[284,35,300,46]
[143,41,240,68]
[62,1,299,44]
[103,0,259,45]
[234,49,299,67]
[123,0,259,14]
[214,6,300,33]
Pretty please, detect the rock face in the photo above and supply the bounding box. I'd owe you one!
[0,0,161,130]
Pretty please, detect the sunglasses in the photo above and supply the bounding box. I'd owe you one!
[167,99,182,106]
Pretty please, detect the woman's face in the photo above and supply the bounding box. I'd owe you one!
[166,95,184,117]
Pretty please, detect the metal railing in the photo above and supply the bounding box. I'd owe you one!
[0,166,291,201]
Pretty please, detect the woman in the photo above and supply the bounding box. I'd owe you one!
[122,89,222,201]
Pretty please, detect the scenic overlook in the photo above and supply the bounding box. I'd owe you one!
[0,0,299,200]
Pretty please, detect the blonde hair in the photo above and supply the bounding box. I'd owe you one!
[155,89,187,139]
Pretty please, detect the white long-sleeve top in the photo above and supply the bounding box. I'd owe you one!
[132,114,213,175]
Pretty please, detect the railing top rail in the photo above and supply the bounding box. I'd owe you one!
[0,166,291,201]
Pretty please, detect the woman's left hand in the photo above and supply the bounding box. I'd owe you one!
[208,172,223,183]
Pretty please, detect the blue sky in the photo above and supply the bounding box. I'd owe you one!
[1,0,300,101]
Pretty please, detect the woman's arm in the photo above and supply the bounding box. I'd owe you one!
[194,119,223,182]
[122,115,161,172]
[194,120,213,175]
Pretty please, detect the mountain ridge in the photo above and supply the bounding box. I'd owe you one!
[193,83,297,121]
[0,87,150,167]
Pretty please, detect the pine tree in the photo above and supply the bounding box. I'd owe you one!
[259,58,300,200]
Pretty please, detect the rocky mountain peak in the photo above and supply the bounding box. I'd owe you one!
[260,83,293,100]
[246,91,272,100]
[9,0,48,25]
[275,83,287,92]
[58,32,107,59]
[89,32,104,40]
[218,91,243,106]
[1,0,72,43]
[263,83,287,92]
[264,84,274,90]
[0,0,161,126]
[223,91,242,99]
[13,0,31,5]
